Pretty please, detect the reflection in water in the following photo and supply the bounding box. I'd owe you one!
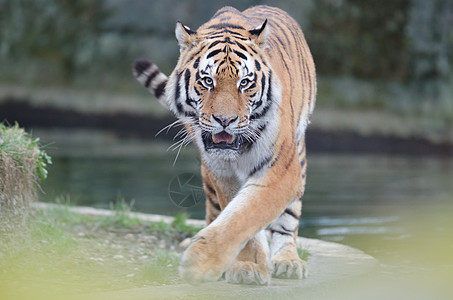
[40,132,453,296]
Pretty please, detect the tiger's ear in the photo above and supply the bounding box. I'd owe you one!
[175,21,196,50]
[249,19,269,49]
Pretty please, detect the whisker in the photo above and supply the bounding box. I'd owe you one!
[172,139,184,166]
[173,128,187,140]
[172,134,194,166]
[156,119,183,137]
[167,138,185,151]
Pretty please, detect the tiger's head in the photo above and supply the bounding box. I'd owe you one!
[165,18,278,160]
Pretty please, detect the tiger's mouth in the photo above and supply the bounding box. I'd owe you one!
[203,130,240,151]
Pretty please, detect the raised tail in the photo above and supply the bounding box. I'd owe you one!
[133,59,168,108]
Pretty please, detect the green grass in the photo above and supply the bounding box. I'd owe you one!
[100,196,142,228]
[0,201,310,299]
[0,122,52,224]
[0,202,192,298]
[171,212,203,236]
[298,247,310,262]
[0,122,52,181]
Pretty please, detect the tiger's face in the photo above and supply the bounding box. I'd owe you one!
[166,21,275,159]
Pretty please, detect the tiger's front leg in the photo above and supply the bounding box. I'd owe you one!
[179,158,303,284]
[270,143,308,279]
[270,197,308,279]
[201,166,271,285]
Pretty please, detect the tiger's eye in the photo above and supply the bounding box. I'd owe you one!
[240,79,249,87]
[203,77,213,86]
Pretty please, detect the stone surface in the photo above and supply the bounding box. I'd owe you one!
[36,203,378,299]
[80,237,378,300]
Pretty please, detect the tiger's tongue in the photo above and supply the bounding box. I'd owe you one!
[212,131,235,144]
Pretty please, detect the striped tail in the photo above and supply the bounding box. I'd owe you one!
[133,59,168,108]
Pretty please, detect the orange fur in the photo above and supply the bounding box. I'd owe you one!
[133,5,316,285]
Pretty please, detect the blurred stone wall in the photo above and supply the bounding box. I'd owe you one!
[0,0,452,116]
[99,0,314,75]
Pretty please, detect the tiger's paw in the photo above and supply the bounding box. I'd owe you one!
[179,231,229,284]
[225,261,271,285]
[271,256,308,279]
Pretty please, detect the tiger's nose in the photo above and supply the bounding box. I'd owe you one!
[212,115,238,128]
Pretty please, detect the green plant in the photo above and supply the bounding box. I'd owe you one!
[298,248,309,261]
[0,122,51,216]
[0,123,52,179]
[171,212,202,236]
[101,196,141,228]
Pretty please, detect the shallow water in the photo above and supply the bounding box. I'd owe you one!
[40,129,453,291]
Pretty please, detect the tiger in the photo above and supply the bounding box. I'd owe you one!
[133,5,316,285]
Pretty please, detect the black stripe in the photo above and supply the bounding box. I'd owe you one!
[281,224,296,233]
[184,111,197,118]
[144,69,159,88]
[284,141,297,170]
[250,71,272,120]
[193,57,200,69]
[184,69,191,93]
[249,154,272,177]
[275,34,286,48]
[269,26,297,124]
[154,80,166,99]
[270,229,292,237]
[235,41,247,52]
[207,40,223,49]
[217,59,226,70]
[208,29,247,38]
[207,23,245,30]
[184,69,197,109]
[223,37,234,44]
[284,208,300,220]
[205,183,216,195]
[270,139,286,168]
[243,183,268,189]
[174,71,182,101]
[233,50,247,60]
[300,158,306,167]
[265,71,273,103]
[255,60,261,71]
[134,59,151,75]
[253,74,266,109]
[270,21,292,57]
[207,196,221,211]
[208,32,248,41]
[206,49,222,59]
[176,103,183,114]
[219,16,231,22]
[173,71,183,112]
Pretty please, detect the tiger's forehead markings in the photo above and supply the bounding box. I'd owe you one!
[195,30,261,80]
[202,28,249,41]
[207,23,245,31]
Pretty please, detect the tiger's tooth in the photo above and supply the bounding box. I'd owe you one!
[212,134,217,143]
[229,135,235,144]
